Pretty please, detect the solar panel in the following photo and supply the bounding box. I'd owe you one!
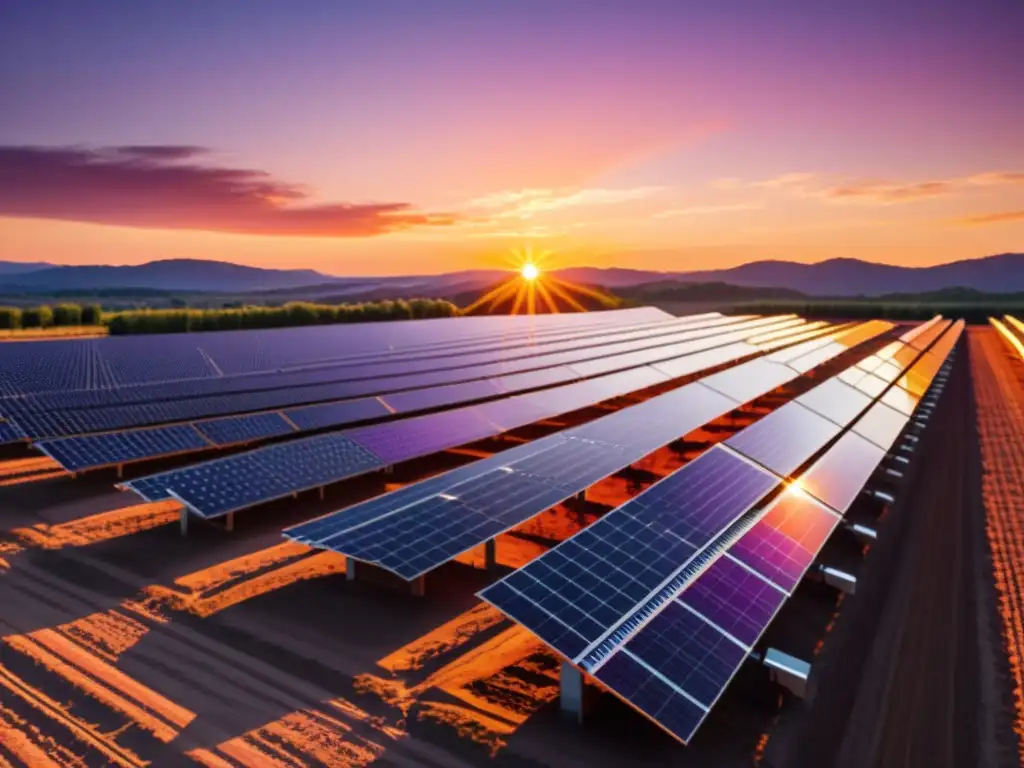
[794,377,873,426]
[798,431,887,514]
[283,398,392,431]
[784,342,846,373]
[726,489,842,593]
[479,447,777,660]
[345,408,499,464]
[650,342,757,380]
[195,412,295,446]
[618,600,747,710]
[38,425,210,472]
[699,357,802,404]
[724,403,843,477]
[149,434,384,518]
[0,421,22,444]
[677,555,788,647]
[381,379,504,413]
[853,373,889,398]
[851,400,911,450]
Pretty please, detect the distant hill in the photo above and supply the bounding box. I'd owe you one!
[0,261,54,276]
[669,253,1024,296]
[0,252,1021,298]
[0,258,337,292]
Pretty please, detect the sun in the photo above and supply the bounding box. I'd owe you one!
[521,263,540,281]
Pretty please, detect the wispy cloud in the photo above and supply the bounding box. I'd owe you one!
[728,170,1024,205]
[653,202,761,219]
[0,145,458,236]
[958,209,1024,226]
[465,185,664,220]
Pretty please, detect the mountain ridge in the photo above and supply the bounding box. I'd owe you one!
[0,253,1021,296]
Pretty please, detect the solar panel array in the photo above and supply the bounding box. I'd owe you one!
[14,313,794,448]
[19,312,739,463]
[479,318,962,744]
[285,321,894,580]
[129,318,833,518]
[0,307,673,397]
[50,315,808,473]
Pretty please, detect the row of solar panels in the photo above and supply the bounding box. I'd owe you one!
[475,319,963,744]
[124,318,854,516]
[6,314,803,441]
[6,309,700,413]
[283,318,899,578]
[0,307,674,396]
[35,315,818,470]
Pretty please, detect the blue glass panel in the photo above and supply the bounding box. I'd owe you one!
[196,412,295,446]
[725,403,843,477]
[39,425,209,471]
[625,600,746,707]
[284,398,391,431]
[593,651,706,744]
[678,556,787,647]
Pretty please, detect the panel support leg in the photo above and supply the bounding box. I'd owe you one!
[575,489,586,503]
[560,662,585,724]
[384,465,394,475]
[179,508,189,537]
[116,464,123,479]
[319,486,325,501]
[346,557,358,582]
[225,512,234,532]
[410,575,425,597]
[484,538,497,571]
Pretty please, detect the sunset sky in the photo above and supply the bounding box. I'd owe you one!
[1,0,1022,276]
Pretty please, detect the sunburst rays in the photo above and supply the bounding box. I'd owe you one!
[460,246,621,316]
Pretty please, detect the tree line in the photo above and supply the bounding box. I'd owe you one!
[0,303,103,329]
[0,299,459,335]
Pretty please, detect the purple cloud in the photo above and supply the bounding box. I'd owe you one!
[0,145,458,237]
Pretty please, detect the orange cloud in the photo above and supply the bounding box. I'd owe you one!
[465,186,665,220]
[958,209,1024,226]
[734,170,1024,205]
[0,145,458,237]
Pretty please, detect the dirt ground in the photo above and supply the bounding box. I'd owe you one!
[0,328,1018,767]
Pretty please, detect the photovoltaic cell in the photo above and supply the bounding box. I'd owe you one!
[879,386,919,416]
[727,490,842,593]
[725,402,843,478]
[677,556,788,647]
